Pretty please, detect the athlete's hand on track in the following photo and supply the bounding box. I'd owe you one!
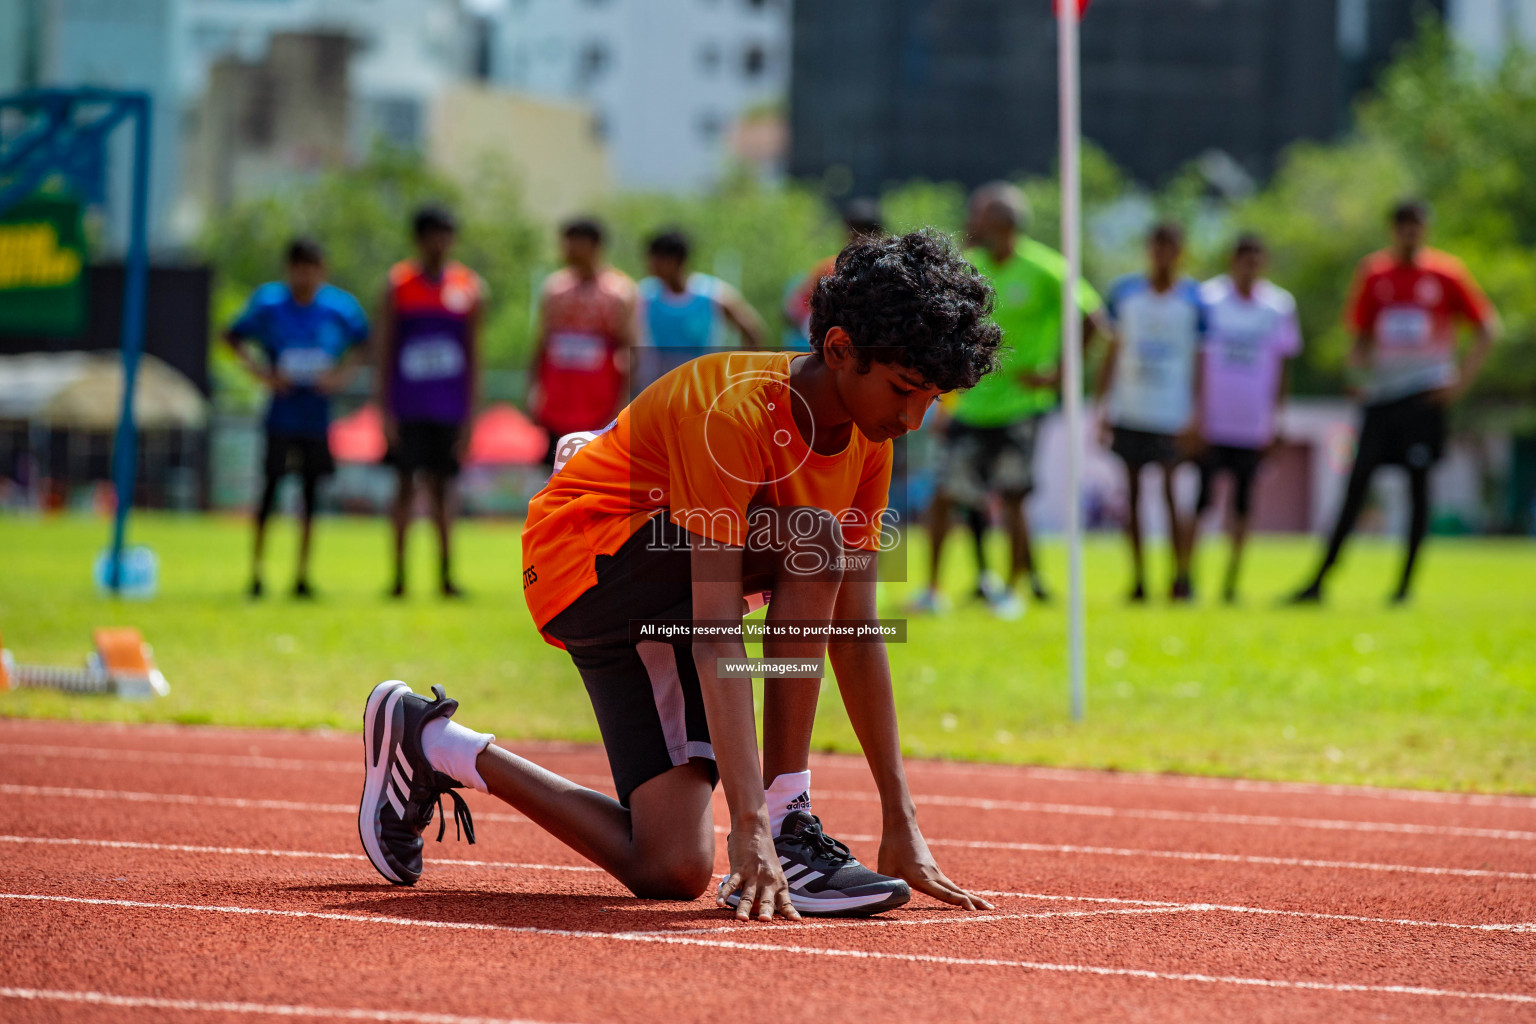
[719,822,800,922]
[879,819,994,911]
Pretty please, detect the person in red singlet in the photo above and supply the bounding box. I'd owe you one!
[528,217,638,467]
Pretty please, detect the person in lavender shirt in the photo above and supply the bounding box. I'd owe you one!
[1193,234,1301,603]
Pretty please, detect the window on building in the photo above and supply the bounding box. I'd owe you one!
[742,43,767,78]
[591,109,610,143]
[576,40,610,89]
[371,97,422,151]
[745,0,771,10]
[698,41,721,73]
[696,111,724,141]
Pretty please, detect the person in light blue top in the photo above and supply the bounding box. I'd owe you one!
[632,229,766,395]
[224,238,370,599]
[1095,222,1208,603]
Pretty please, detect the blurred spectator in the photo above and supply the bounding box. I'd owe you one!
[781,197,884,350]
[1193,234,1302,603]
[1290,201,1500,605]
[913,182,1106,618]
[377,205,484,599]
[527,217,637,468]
[224,238,369,598]
[632,228,765,395]
[1096,222,1207,603]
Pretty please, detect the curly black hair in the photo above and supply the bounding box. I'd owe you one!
[808,230,1001,391]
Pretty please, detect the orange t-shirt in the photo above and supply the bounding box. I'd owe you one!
[521,351,894,646]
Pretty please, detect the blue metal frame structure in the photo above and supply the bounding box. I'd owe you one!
[0,88,152,593]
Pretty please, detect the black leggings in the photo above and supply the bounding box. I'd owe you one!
[256,473,320,524]
[1314,454,1430,597]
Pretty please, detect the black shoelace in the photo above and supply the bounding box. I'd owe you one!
[788,816,852,866]
[435,788,477,845]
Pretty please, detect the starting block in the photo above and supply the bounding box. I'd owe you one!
[0,628,170,700]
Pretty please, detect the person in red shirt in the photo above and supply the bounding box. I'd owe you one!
[1290,200,1499,604]
[528,218,637,466]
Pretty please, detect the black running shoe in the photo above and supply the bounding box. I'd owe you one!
[358,680,476,885]
[728,810,910,917]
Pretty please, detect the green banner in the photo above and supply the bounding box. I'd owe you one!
[0,193,87,336]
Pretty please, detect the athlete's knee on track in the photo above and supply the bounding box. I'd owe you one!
[624,851,715,901]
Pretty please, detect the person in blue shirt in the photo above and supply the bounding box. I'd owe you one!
[1094,222,1208,602]
[631,229,765,395]
[224,238,370,598]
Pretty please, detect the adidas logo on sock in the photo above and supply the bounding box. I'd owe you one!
[787,791,811,812]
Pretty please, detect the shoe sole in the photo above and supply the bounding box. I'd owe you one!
[725,885,911,917]
[358,680,411,885]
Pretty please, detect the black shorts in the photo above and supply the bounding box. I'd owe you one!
[542,515,719,807]
[937,418,1041,504]
[1111,426,1180,470]
[1197,444,1264,517]
[264,432,334,483]
[1358,392,1447,470]
[387,420,462,477]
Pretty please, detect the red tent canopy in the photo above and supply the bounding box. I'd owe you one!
[329,403,387,464]
[328,403,548,467]
[465,403,548,466]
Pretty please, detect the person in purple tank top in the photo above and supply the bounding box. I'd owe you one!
[376,205,485,598]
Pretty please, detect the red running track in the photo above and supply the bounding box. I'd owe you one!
[1,716,1533,1023]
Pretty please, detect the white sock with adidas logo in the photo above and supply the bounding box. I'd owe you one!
[421,718,495,793]
[765,770,812,836]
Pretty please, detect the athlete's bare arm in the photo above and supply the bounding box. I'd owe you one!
[223,331,286,394]
[1446,320,1499,404]
[459,300,482,456]
[826,554,993,911]
[719,286,767,350]
[689,541,798,922]
[1094,331,1120,444]
[373,286,398,443]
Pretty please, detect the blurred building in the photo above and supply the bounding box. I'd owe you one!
[16,0,186,252]
[790,0,1448,193]
[1445,0,1536,63]
[427,86,611,224]
[492,0,790,190]
[182,0,480,156]
[185,32,352,215]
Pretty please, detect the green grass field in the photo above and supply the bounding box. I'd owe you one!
[1,513,1531,793]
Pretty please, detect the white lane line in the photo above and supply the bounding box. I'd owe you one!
[912,835,1536,882]
[0,784,529,824]
[970,890,1536,933]
[653,907,1203,937]
[0,835,605,873]
[3,894,1531,1006]
[0,987,572,1024]
[811,756,1536,810]
[9,833,1525,934]
[13,784,1534,883]
[0,744,615,788]
[821,790,1536,841]
[3,721,1529,810]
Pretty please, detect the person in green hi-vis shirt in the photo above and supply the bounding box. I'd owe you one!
[912,182,1109,619]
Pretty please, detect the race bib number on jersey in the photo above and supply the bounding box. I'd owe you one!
[1376,305,1432,350]
[399,336,466,382]
[547,331,609,371]
[276,346,333,385]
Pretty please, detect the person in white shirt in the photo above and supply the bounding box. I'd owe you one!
[1095,222,1207,602]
